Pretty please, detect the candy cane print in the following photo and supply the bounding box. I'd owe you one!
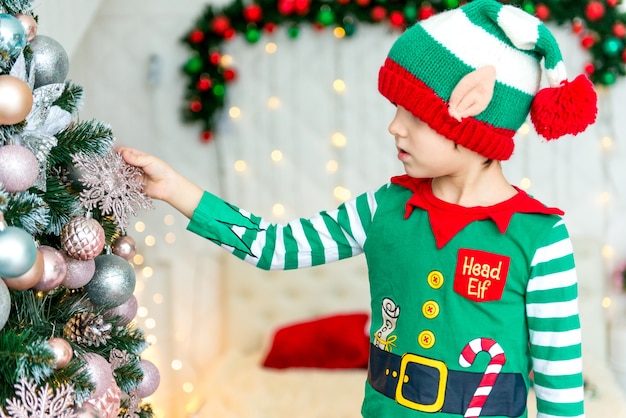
[459,338,507,418]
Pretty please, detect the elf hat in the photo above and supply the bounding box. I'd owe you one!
[378,0,598,161]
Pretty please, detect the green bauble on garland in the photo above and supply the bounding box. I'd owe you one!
[181,0,626,142]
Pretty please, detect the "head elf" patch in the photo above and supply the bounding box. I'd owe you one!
[454,249,510,302]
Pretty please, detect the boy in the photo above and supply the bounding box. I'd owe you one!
[122,0,597,416]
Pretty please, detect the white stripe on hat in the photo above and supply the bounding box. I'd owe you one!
[496,4,541,50]
[545,61,568,87]
[421,10,541,95]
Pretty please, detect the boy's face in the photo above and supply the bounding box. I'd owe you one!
[388,106,481,178]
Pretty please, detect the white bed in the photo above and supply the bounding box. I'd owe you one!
[191,238,626,418]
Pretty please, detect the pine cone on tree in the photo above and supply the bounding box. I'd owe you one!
[63,311,112,347]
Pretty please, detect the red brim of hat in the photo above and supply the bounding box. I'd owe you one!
[378,58,515,161]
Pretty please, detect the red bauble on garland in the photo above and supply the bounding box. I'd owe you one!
[190,100,202,112]
[535,4,549,21]
[389,10,405,28]
[201,131,213,143]
[209,52,221,65]
[581,34,595,49]
[211,16,231,35]
[243,4,263,22]
[585,1,605,22]
[371,6,386,22]
[419,4,436,20]
[197,76,212,91]
[189,29,205,44]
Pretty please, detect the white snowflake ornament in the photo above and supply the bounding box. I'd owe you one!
[0,377,77,418]
[73,150,153,229]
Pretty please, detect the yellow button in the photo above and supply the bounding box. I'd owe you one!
[418,330,435,349]
[427,270,444,289]
[422,300,440,319]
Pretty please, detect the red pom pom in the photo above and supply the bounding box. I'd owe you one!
[530,74,597,140]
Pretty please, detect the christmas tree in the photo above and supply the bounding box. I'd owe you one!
[0,1,158,417]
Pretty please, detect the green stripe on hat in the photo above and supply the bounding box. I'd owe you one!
[536,23,564,71]
[387,24,533,130]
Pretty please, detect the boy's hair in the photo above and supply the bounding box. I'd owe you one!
[378,0,598,161]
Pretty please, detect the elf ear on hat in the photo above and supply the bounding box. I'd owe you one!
[378,0,598,161]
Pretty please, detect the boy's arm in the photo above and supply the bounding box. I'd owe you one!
[526,221,585,417]
[186,187,385,270]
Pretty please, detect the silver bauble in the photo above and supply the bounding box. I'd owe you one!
[30,35,69,88]
[0,14,26,59]
[0,279,11,331]
[85,254,135,308]
[0,144,39,192]
[0,225,37,278]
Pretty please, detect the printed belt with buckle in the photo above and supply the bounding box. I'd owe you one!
[367,343,527,416]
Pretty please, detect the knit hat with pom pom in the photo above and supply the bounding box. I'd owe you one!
[378,0,597,161]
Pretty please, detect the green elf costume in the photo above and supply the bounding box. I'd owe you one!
[187,0,598,416]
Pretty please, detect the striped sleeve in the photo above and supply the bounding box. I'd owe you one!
[186,185,388,270]
[526,219,585,418]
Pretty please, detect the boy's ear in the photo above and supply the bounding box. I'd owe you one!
[448,65,496,121]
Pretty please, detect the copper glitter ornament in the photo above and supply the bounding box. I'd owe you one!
[15,14,37,42]
[34,245,68,291]
[0,75,33,125]
[61,216,105,261]
[112,235,136,261]
[48,337,73,369]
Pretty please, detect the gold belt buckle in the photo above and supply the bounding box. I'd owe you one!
[395,353,448,412]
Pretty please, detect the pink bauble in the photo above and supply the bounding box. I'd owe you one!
[105,294,137,326]
[48,337,73,369]
[82,353,113,400]
[62,254,95,289]
[85,378,121,418]
[15,14,37,41]
[136,359,160,398]
[61,217,105,261]
[3,249,43,290]
[112,235,136,261]
[34,245,67,291]
[0,144,39,193]
[0,75,33,125]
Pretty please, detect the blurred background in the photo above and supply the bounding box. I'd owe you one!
[35,0,626,416]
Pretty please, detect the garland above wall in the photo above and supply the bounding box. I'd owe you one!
[181,0,626,141]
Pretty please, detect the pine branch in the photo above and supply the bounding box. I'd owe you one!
[4,191,49,235]
[48,120,115,167]
[34,175,82,237]
[53,82,84,115]
[0,0,32,14]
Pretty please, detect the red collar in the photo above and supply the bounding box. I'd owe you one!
[390,175,564,249]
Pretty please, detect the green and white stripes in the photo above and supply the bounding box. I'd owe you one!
[527,224,584,417]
